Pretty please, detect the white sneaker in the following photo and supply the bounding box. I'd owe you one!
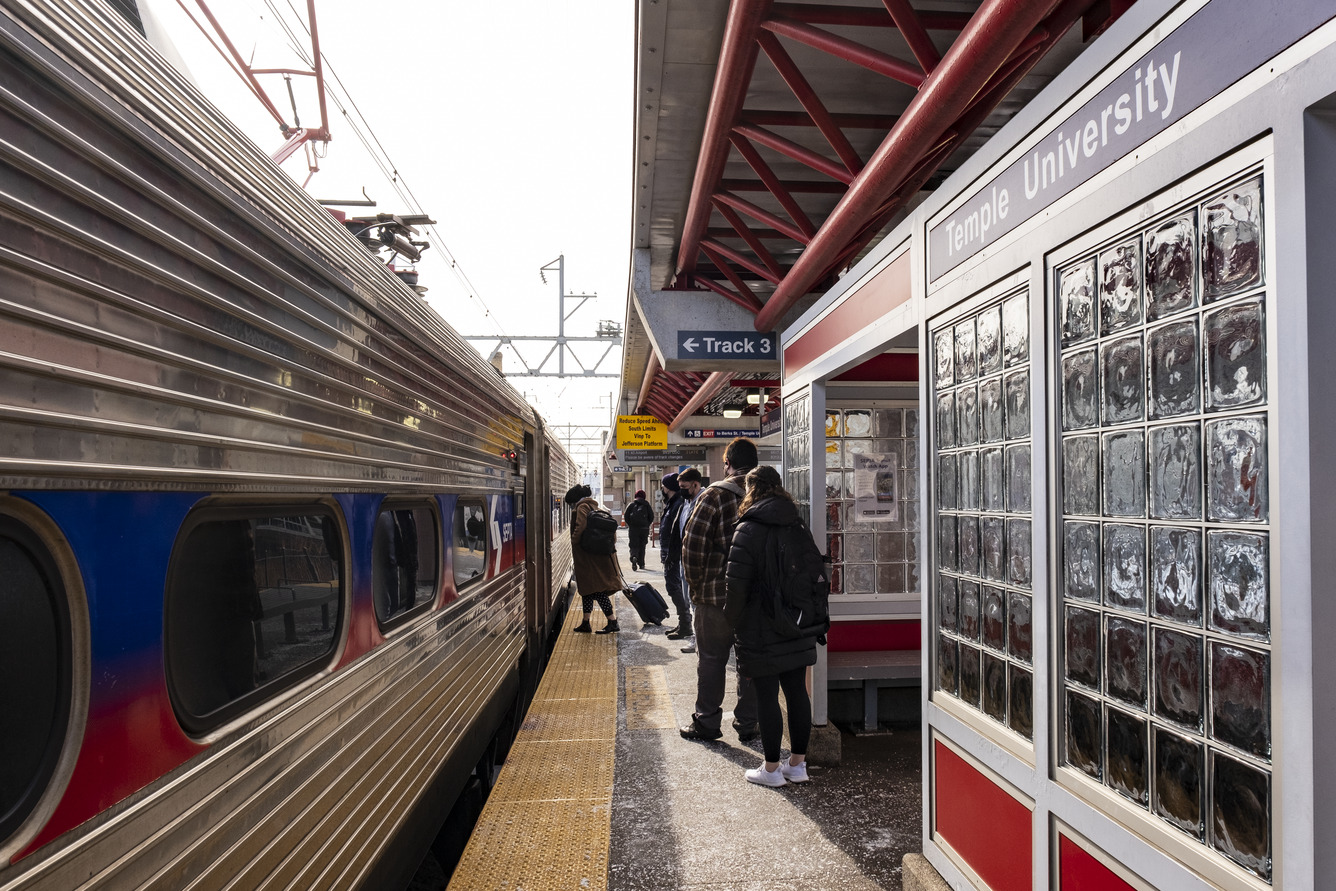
[745,764,786,787]
[781,761,809,783]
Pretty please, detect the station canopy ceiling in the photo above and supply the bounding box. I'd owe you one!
[622,0,1134,430]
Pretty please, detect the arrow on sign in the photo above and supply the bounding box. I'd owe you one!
[681,337,698,353]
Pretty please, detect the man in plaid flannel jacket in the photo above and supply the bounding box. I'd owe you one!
[679,438,760,741]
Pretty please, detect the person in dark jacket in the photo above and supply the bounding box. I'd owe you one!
[624,489,654,570]
[565,484,621,634]
[724,465,816,787]
[658,472,690,634]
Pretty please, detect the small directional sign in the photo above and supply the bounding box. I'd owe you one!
[678,330,777,360]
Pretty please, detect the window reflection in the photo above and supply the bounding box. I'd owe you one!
[373,505,440,624]
[454,500,486,587]
[167,511,342,730]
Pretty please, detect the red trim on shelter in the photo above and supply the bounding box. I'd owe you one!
[934,740,1032,891]
[1058,834,1138,891]
[832,352,918,382]
[826,619,919,652]
[783,251,911,376]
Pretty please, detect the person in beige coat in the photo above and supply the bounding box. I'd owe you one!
[565,484,621,633]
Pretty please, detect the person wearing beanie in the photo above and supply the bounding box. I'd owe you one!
[564,484,621,634]
[658,472,692,638]
[624,488,654,571]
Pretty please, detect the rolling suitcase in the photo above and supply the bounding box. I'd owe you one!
[624,581,670,625]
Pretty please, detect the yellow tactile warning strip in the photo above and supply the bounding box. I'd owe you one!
[446,604,616,891]
[624,666,676,731]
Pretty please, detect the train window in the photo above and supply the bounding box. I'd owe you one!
[0,517,72,842]
[165,508,343,733]
[372,503,440,626]
[453,500,486,588]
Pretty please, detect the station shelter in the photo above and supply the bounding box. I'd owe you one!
[777,1,1333,888]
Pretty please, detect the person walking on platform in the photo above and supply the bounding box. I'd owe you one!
[565,484,621,634]
[725,465,818,787]
[624,489,654,571]
[671,468,703,653]
[679,439,759,742]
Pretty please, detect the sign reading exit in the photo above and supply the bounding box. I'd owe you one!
[678,330,776,359]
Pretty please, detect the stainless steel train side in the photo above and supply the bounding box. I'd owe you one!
[0,1,577,887]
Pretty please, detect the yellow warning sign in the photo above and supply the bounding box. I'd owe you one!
[616,415,667,450]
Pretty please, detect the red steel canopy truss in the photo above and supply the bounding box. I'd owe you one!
[673,0,1107,336]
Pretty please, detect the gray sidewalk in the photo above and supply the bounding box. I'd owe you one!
[609,533,922,890]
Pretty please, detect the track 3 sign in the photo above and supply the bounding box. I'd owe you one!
[677,330,776,359]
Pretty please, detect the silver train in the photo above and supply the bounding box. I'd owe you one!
[0,2,577,887]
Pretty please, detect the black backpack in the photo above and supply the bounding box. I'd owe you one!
[765,521,831,641]
[624,500,652,528]
[579,508,619,555]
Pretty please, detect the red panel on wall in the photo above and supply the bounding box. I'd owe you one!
[1058,834,1138,891]
[784,251,911,376]
[831,352,919,382]
[934,740,1032,891]
[826,619,920,652]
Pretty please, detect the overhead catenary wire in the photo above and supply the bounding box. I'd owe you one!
[255,0,510,341]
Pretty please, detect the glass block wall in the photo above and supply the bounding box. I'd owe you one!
[824,406,920,597]
[931,289,1034,740]
[784,391,812,513]
[1056,175,1271,881]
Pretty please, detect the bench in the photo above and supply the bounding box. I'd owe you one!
[827,649,921,732]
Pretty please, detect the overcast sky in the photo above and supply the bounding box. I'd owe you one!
[139,0,635,474]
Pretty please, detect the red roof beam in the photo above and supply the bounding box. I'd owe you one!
[670,372,733,431]
[727,135,820,236]
[733,124,856,184]
[676,0,775,281]
[714,192,812,245]
[741,110,900,130]
[695,271,768,314]
[774,3,972,30]
[718,181,844,196]
[754,0,1093,333]
[882,0,942,74]
[715,202,784,279]
[762,15,926,88]
[644,393,680,421]
[702,238,782,285]
[757,30,864,176]
[699,245,766,312]
[636,352,661,415]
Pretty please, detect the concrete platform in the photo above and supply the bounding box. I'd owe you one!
[435,533,924,890]
[609,539,923,890]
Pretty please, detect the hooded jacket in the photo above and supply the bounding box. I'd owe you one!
[570,497,623,595]
[724,494,819,678]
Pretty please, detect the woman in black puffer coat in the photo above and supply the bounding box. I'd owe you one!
[724,465,816,788]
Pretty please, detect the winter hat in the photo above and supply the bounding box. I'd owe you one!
[634,489,646,500]
[661,472,680,491]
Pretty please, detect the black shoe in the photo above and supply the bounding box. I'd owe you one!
[665,626,689,640]
[596,619,620,634]
[573,621,592,633]
[679,722,722,741]
[733,723,760,742]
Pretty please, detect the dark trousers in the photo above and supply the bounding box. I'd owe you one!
[690,603,757,732]
[753,666,812,763]
[662,556,691,628]
[628,526,650,567]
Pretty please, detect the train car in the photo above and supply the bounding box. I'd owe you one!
[0,1,578,887]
